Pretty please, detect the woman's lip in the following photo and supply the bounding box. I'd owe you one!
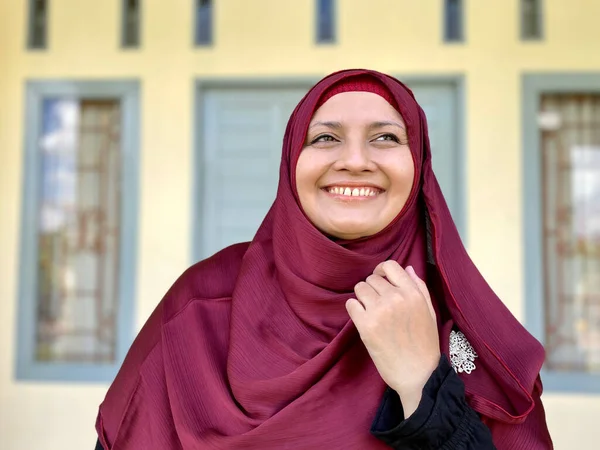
[321,182,384,190]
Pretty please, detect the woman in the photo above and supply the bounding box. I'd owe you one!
[95,69,553,449]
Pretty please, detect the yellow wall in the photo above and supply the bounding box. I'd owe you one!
[1,1,599,448]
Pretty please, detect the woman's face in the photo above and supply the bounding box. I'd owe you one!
[296,92,415,240]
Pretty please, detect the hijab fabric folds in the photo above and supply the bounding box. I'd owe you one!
[97,69,552,449]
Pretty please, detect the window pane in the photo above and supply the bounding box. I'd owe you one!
[28,0,48,49]
[541,94,600,373]
[195,0,213,45]
[522,0,542,39]
[122,0,141,48]
[444,0,463,42]
[36,99,122,364]
[316,0,335,43]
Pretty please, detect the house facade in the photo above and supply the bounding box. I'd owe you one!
[1,1,599,448]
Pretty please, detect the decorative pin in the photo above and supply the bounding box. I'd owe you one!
[449,330,478,374]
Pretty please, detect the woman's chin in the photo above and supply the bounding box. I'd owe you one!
[325,223,381,241]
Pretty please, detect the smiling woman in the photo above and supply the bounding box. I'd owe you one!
[95,70,553,449]
[297,84,415,240]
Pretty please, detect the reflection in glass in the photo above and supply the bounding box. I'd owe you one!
[36,99,122,364]
[541,94,600,373]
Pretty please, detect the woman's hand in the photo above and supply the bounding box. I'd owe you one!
[346,260,441,418]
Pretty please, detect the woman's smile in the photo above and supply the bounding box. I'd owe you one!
[321,183,385,200]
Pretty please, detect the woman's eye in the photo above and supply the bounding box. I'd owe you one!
[312,134,337,144]
[375,133,400,143]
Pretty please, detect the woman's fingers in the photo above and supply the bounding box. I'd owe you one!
[373,261,436,321]
[346,260,441,414]
[373,260,413,291]
[345,298,366,327]
[364,274,393,296]
[353,280,379,309]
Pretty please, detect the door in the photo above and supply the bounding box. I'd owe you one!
[197,81,461,259]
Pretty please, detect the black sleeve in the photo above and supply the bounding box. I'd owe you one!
[95,439,104,450]
[371,355,496,449]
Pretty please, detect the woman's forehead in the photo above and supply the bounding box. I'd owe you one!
[309,91,405,124]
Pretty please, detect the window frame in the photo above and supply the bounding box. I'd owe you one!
[121,0,142,48]
[522,73,600,393]
[315,0,336,45]
[443,0,465,43]
[16,80,140,382]
[520,0,544,41]
[27,0,49,50]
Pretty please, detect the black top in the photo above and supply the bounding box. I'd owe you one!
[371,354,495,449]
[95,355,495,449]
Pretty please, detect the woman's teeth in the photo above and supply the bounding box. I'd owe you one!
[326,187,379,197]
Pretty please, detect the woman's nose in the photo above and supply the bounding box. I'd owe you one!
[335,140,375,172]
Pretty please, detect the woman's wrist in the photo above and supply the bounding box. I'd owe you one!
[397,390,422,418]
[391,357,440,418]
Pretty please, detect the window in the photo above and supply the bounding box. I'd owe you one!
[28,0,48,49]
[521,0,543,40]
[122,0,141,48]
[195,0,213,46]
[539,94,600,374]
[17,81,139,382]
[444,0,464,42]
[523,74,600,393]
[316,0,335,44]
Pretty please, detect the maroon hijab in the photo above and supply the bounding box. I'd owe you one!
[97,69,552,449]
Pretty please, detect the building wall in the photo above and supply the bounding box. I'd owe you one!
[0,1,599,448]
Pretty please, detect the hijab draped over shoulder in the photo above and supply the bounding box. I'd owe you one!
[97,69,551,449]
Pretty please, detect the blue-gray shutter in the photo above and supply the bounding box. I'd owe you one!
[199,83,460,258]
[410,82,461,223]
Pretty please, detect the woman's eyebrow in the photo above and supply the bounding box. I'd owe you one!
[369,121,405,130]
[308,121,343,130]
[308,120,406,131]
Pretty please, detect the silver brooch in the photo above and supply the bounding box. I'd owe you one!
[449,330,478,374]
